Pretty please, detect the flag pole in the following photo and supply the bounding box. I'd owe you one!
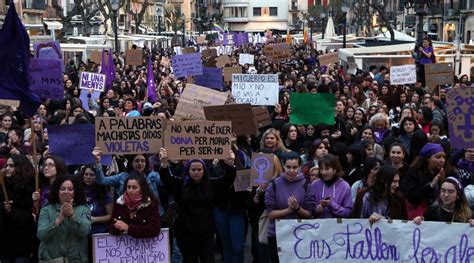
[30,118,40,213]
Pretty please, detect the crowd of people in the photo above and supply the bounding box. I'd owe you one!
[0,35,474,263]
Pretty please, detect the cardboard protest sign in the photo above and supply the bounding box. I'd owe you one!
[93,229,170,263]
[202,48,218,58]
[446,87,474,149]
[252,107,272,129]
[239,54,254,65]
[79,72,106,92]
[194,67,223,90]
[223,67,242,82]
[250,153,275,185]
[95,116,164,154]
[164,120,232,160]
[318,52,339,66]
[34,41,62,60]
[48,124,112,165]
[264,43,291,62]
[234,169,251,192]
[182,47,196,54]
[425,63,454,88]
[390,64,417,85]
[174,84,229,120]
[197,36,208,44]
[215,55,232,68]
[125,49,143,66]
[160,56,171,67]
[277,219,474,262]
[231,74,279,105]
[29,58,64,100]
[204,103,256,135]
[215,46,234,56]
[0,99,20,108]
[290,93,335,125]
[172,53,203,78]
[90,51,102,64]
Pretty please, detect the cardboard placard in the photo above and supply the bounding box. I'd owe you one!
[172,53,203,78]
[125,49,143,66]
[289,93,336,125]
[29,58,64,100]
[234,169,251,192]
[239,53,254,65]
[174,84,229,120]
[160,56,171,67]
[231,74,279,106]
[223,66,242,82]
[194,67,223,90]
[389,64,417,85]
[0,99,20,108]
[252,107,272,129]
[318,52,339,66]
[197,36,208,44]
[163,120,232,160]
[79,72,106,92]
[263,43,291,62]
[204,104,256,136]
[425,63,454,88]
[446,87,474,149]
[215,55,231,68]
[182,47,196,54]
[250,153,275,185]
[202,48,218,58]
[90,50,102,64]
[95,116,164,154]
[93,229,170,263]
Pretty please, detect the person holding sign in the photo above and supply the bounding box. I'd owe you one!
[158,148,236,263]
[0,155,36,263]
[37,176,91,263]
[92,147,164,216]
[108,174,161,238]
[264,152,315,263]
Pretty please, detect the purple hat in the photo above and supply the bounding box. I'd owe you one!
[419,143,444,158]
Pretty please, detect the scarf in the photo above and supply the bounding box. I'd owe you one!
[124,191,143,211]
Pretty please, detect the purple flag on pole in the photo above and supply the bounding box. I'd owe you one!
[0,4,41,116]
[147,55,157,103]
[99,49,107,75]
[106,49,115,89]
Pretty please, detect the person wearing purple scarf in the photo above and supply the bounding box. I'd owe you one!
[369,113,390,144]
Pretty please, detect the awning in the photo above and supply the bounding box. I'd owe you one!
[43,20,63,30]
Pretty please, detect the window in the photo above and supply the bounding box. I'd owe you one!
[253,7,261,16]
[269,7,278,16]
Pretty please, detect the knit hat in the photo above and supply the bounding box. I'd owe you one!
[419,143,444,158]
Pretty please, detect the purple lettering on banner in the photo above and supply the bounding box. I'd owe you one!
[29,58,64,100]
[194,67,223,90]
[48,124,112,165]
[171,53,203,78]
[223,32,236,46]
[79,72,106,92]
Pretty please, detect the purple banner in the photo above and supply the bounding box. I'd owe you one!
[79,90,101,112]
[172,53,203,78]
[194,67,223,90]
[234,33,249,46]
[33,41,62,60]
[48,124,112,165]
[29,58,64,100]
[223,32,236,45]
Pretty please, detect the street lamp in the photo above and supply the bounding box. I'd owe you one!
[197,17,202,35]
[309,16,314,48]
[320,12,326,39]
[111,0,120,53]
[403,0,441,45]
[157,7,162,35]
[341,2,350,48]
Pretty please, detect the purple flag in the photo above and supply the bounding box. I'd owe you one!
[106,49,115,89]
[147,55,157,103]
[0,4,41,116]
[99,49,107,75]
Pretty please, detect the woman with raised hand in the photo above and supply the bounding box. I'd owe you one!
[0,155,36,263]
[91,147,164,216]
[109,174,161,238]
[37,176,91,262]
[158,147,236,263]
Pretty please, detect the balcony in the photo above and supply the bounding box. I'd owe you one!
[290,3,298,12]
[223,17,248,22]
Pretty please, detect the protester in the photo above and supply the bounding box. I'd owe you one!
[33,155,69,208]
[37,176,91,262]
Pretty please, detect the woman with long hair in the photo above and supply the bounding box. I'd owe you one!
[37,176,91,262]
[0,155,36,262]
[109,174,161,238]
[33,155,69,208]
[302,139,329,178]
[259,128,290,161]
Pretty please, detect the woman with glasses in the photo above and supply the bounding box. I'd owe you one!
[91,147,164,216]
[32,155,69,208]
[0,155,36,263]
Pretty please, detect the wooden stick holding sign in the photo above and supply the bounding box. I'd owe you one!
[0,170,9,202]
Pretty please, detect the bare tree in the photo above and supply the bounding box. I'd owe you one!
[126,0,151,34]
[51,0,101,37]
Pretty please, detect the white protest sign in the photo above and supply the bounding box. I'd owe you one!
[389,64,417,85]
[239,54,254,65]
[80,72,106,92]
[276,219,474,262]
[231,74,279,106]
[216,46,234,56]
[93,229,169,263]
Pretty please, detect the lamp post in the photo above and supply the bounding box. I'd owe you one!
[197,17,202,35]
[341,2,349,48]
[182,15,186,47]
[309,16,314,48]
[157,7,162,35]
[111,0,120,53]
[320,12,326,39]
[403,0,441,45]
